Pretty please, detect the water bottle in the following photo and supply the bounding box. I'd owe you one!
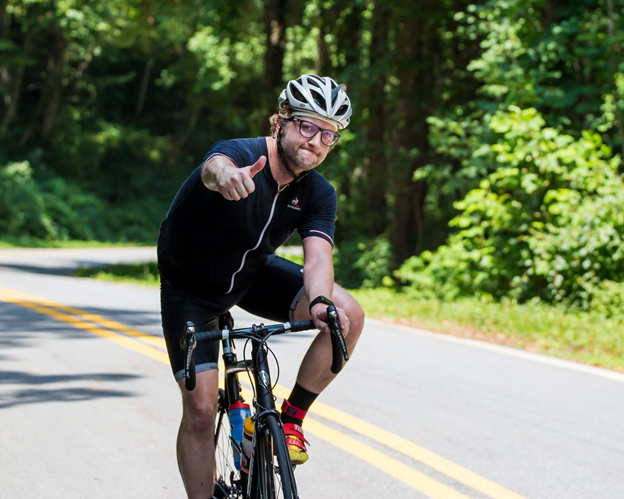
[242,416,255,466]
[228,400,251,471]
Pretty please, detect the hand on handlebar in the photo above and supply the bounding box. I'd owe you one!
[310,302,349,337]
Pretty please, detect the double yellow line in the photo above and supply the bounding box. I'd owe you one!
[0,285,526,499]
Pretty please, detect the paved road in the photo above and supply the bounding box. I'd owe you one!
[1,248,623,499]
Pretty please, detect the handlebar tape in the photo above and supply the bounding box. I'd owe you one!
[289,320,315,332]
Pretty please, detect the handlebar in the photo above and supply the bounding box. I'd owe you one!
[182,307,350,391]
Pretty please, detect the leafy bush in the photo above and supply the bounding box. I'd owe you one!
[335,236,395,289]
[39,177,106,240]
[0,161,105,241]
[398,106,624,313]
[0,161,57,239]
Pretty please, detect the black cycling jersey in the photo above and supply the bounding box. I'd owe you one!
[157,137,337,314]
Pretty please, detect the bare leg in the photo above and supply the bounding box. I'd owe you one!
[176,369,220,499]
[292,284,364,393]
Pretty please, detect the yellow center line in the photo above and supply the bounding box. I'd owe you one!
[0,290,169,364]
[0,286,527,499]
[305,418,471,499]
[270,387,526,499]
[234,385,471,499]
[0,286,166,350]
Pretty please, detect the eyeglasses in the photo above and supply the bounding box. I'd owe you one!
[290,118,341,147]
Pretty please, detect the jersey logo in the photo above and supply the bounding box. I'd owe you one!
[287,197,301,211]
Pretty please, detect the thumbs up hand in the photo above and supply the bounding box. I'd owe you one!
[203,155,267,201]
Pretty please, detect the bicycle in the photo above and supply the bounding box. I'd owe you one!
[182,304,349,499]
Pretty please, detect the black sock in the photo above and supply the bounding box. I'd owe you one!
[281,382,319,425]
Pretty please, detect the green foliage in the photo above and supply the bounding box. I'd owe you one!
[0,161,56,239]
[334,236,395,289]
[0,160,106,241]
[399,105,624,312]
[2,0,624,336]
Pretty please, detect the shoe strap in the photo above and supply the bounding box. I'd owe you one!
[283,423,310,448]
[281,399,308,421]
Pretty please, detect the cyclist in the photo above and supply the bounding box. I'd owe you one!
[157,74,364,499]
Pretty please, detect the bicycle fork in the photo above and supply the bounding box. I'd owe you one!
[246,328,298,498]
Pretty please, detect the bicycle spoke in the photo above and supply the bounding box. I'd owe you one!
[214,392,247,499]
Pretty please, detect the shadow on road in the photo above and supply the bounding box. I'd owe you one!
[0,261,113,277]
[0,370,138,409]
[0,301,161,344]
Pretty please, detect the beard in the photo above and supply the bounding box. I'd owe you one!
[279,131,323,173]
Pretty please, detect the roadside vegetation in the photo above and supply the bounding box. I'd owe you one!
[3,3,624,372]
[74,258,624,373]
[75,261,160,286]
[0,237,151,249]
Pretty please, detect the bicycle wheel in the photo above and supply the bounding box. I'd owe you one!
[250,415,298,499]
[213,389,248,499]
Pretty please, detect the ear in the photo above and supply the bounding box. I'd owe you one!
[275,115,289,138]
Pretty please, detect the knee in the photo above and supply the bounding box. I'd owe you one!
[182,394,218,434]
[343,296,365,347]
[347,298,365,330]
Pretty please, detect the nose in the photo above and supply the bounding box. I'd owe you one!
[307,132,324,149]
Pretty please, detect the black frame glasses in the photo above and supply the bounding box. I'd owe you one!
[290,118,341,147]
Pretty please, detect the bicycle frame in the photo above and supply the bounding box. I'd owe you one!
[183,308,348,499]
[219,320,298,498]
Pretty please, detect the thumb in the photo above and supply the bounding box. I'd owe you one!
[246,155,267,178]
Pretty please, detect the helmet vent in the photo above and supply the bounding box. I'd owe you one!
[310,88,326,109]
[290,86,305,103]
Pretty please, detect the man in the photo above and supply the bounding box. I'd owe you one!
[157,74,364,499]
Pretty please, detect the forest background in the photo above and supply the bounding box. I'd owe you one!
[2,0,624,368]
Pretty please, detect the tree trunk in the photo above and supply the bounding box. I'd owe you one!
[1,0,11,110]
[41,26,67,143]
[0,27,32,139]
[174,105,202,153]
[362,4,390,237]
[605,0,624,158]
[263,0,287,120]
[316,25,329,74]
[389,4,439,263]
[541,0,561,28]
[135,58,154,119]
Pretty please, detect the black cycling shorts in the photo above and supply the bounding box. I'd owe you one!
[160,254,305,381]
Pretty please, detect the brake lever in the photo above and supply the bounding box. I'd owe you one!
[326,305,349,374]
[183,321,197,391]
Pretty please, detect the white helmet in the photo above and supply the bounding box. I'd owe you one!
[278,74,352,129]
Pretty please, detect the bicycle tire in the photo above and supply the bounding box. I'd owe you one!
[213,389,248,499]
[251,414,298,499]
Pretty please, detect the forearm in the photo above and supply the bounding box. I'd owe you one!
[303,252,334,304]
[200,155,236,191]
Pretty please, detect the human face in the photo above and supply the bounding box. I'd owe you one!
[291,118,341,146]
[278,115,337,173]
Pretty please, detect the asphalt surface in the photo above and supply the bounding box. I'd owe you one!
[1,247,623,499]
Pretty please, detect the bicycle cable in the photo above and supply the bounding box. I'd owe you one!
[261,330,282,390]
[242,337,256,400]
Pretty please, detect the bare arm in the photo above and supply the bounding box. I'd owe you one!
[302,236,349,335]
[201,154,266,201]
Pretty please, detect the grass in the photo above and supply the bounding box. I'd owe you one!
[0,237,153,249]
[73,259,624,373]
[75,262,160,286]
[351,288,624,372]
